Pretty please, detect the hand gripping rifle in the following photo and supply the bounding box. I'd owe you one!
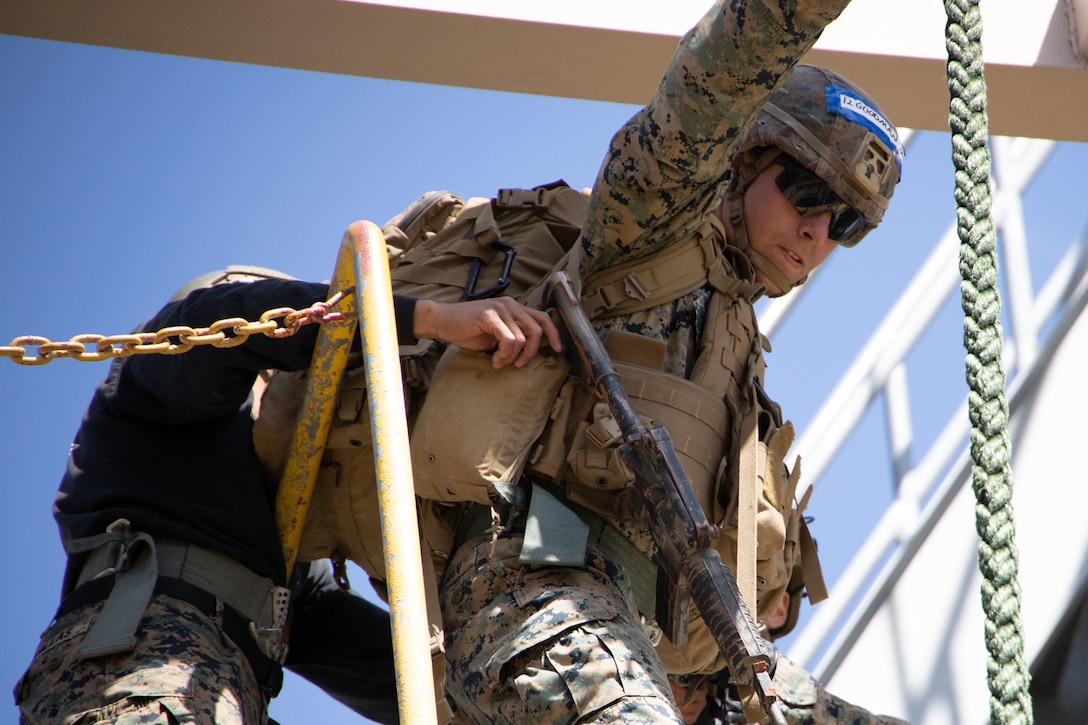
[546,270,786,725]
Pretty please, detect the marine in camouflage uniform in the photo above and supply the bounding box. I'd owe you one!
[13,279,404,725]
[439,0,904,722]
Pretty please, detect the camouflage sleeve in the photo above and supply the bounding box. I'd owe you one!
[773,651,911,725]
[579,0,852,278]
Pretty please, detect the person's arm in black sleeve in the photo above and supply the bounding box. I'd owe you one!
[393,294,418,345]
[115,280,421,423]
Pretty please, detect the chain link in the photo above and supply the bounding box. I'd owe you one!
[2,291,348,366]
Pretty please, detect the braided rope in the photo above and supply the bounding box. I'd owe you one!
[945,1,1033,722]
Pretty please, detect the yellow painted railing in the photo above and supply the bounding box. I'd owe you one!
[275,221,436,724]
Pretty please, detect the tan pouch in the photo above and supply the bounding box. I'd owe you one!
[612,360,728,511]
[410,346,570,505]
[560,359,728,509]
[565,402,635,493]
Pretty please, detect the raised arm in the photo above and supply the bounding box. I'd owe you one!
[579,0,852,277]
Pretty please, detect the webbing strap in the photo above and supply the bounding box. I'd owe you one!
[737,411,761,617]
[792,483,828,605]
[75,532,157,659]
[496,185,590,230]
[156,541,275,624]
[745,246,793,297]
[472,185,588,250]
[68,525,284,661]
[737,414,764,725]
[739,684,765,725]
[596,522,659,618]
[418,518,455,724]
[581,220,722,319]
[519,483,590,567]
[798,517,828,605]
[581,216,765,321]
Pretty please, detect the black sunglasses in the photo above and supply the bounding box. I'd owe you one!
[773,155,866,245]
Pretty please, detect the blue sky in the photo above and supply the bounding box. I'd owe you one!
[2,29,1086,724]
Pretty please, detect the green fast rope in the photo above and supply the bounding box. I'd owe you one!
[944,1,1033,723]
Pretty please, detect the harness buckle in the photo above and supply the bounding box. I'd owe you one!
[585,403,623,449]
[86,519,136,581]
[496,187,546,209]
[249,585,291,665]
[621,273,650,302]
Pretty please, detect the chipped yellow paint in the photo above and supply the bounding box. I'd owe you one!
[275,221,436,724]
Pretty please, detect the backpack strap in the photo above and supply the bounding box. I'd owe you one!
[580,219,720,319]
[495,184,588,227]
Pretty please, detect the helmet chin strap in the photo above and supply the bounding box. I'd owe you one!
[748,247,798,298]
[727,190,800,299]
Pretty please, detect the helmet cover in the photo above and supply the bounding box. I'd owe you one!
[736,64,903,247]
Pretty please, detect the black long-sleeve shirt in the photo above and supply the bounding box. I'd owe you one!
[55,278,414,588]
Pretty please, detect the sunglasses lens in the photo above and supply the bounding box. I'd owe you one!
[829,208,865,244]
[775,158,866,245]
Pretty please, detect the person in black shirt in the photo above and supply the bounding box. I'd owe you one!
[14,275,560,725]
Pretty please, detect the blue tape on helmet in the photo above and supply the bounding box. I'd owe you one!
[825,84,904,173]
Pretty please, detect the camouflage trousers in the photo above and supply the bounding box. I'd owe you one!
[439,533,683,724]
[15,594,268,724]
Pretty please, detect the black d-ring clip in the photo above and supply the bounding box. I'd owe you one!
[463,242,517,300]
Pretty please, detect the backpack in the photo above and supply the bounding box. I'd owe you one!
[384,182,587,305]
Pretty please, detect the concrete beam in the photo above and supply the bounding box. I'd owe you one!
[3,0,1087,142]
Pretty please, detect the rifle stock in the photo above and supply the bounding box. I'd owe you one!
[546,270,785,725]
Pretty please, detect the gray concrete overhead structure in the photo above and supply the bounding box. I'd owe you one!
[3,0,1087,142]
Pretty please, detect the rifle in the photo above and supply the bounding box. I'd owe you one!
[546,270,786,725]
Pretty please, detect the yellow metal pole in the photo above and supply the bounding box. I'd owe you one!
[273,221,436,724]
[350,220,438,725]
[275,230,358,574]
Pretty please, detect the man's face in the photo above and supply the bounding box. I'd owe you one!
[742,160,840,295]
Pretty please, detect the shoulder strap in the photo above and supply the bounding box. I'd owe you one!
[580,216,762,319]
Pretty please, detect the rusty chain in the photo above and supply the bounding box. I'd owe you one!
[1,291,348,366]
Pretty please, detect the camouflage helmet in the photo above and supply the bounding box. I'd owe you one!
[734,64,903,247]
